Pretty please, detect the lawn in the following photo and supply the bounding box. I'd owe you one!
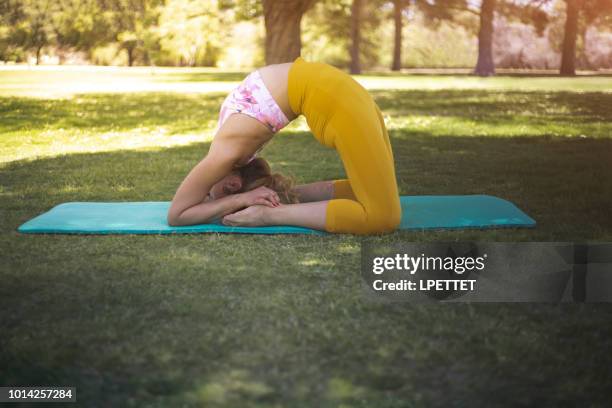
[1,66,611,407]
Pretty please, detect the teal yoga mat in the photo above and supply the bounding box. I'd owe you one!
[17,195,535,235]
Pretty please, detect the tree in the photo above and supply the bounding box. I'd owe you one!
[52,0,113,63]
[426,0,553,76]
[0,0,26,61]
[350,0,363,73]
[417,0,491,73]
[158,0,229,66]
[1,0,59,64]
[1,0,108,64]
[301,0,387,70]
[560,0,612,74]
[475,0,496,76]
[560,0,581,75]
[262,0,317,64]
[581,0,612,68]
[419,0,498,75]
[97,0,163,66]
[391,0,407,71]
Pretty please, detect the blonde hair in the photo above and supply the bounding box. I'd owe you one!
[237,158,299,204]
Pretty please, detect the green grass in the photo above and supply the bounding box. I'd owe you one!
[1,66,612,407]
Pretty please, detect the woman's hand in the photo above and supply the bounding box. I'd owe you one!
[222,205,269,227]
[239,186,281,208]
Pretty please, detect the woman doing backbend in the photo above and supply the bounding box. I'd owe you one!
[168,56,401,235]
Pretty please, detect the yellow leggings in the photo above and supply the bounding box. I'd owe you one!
[288,57,401,234]
[327,104,401,234]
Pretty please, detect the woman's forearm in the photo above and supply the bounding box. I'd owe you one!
[292,181,334,202]
[168,194,245,226]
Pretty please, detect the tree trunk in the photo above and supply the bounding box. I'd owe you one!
[262,0,316,64]
[35,45,42,65]
[391,0,403,71]
[350,0,362,74]
[474,0,496,76]
[561,0,580,75]
[127,47,135,67]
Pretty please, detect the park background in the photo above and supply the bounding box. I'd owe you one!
[2,0,612,407]
[1,0,611,74]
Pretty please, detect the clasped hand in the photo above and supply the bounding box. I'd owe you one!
[222,186,280,227]
[239,185,280,208]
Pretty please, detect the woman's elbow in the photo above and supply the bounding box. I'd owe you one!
[167,209,183,227]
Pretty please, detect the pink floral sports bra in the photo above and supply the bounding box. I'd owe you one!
[216,70,291,163]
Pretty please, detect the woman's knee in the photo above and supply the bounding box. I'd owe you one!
[370,196,402,230]
[363,206,401,234]
[326,198,401,235]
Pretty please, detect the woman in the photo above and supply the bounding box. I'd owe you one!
[168,56,401,235]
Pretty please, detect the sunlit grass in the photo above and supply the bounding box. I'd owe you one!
[1,68,610,163]
[0,65,245,98]
[2,65,610,99]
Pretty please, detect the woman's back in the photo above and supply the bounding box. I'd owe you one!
[258,62,298,123]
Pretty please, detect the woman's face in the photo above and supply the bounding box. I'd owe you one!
[209,172,242,200]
